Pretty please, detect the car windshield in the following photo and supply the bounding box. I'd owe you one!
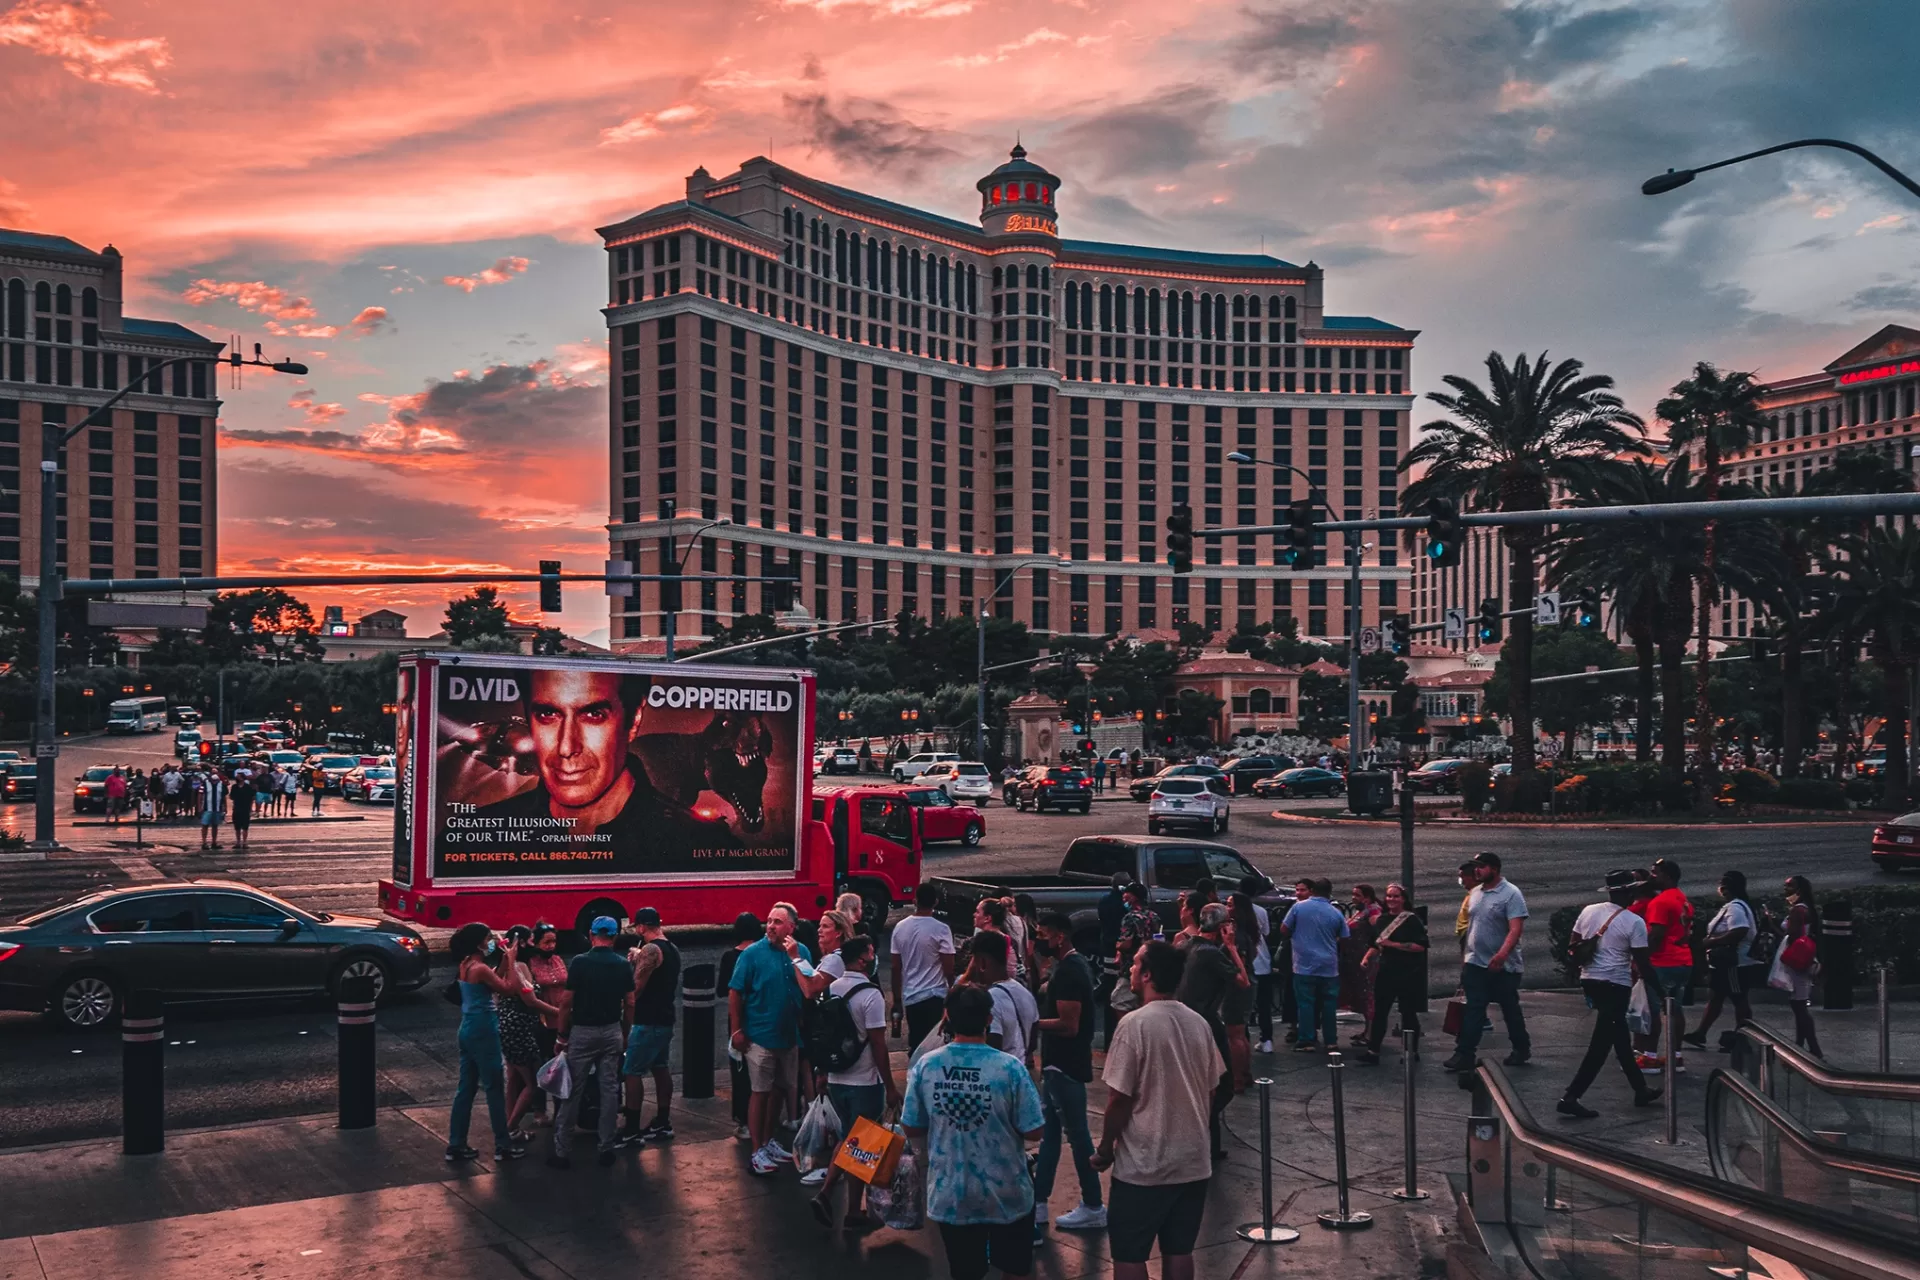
[1047,769,1085,781]
[363,768,396,781]
[1157,779,1206,795]
[9,764,36,779]
[269,752,303,764]
[320,756,359,769]
[82,767,115,781]
[957,764,989,776]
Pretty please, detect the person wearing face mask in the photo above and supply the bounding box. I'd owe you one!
[1030,912,1105,1242]
[445,922,530,1164]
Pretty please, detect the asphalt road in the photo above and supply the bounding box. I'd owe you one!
[0,738,1895,1149]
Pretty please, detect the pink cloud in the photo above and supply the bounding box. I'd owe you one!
[440,256,529,292]
[0,0,170,93]
[287,388,345,425]
[182,277,318,320]
[347,305,389,336]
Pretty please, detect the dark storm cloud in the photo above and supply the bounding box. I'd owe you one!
[1519,4,1665,71]
[1847,283,1920,312]
[1056,86,1226,181]
[1233,3,1366,75]
[783,92,957,174]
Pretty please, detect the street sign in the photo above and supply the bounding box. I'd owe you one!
[604,558,634,598]
[1444,608,1466,641]
[1539,738,1563,759]
[1359,626,1381,655]
[34,743,57,758]
[1536,591,1561,625]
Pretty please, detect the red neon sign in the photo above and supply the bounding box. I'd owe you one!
[1838,358,1920,386]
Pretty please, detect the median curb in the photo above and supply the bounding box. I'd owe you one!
[1266,808,1876,830]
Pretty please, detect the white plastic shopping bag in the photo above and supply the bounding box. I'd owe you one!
[535,1051,572,1099]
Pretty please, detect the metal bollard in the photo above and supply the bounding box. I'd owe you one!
[1391,1028,1429,1200]
[1821,900,1854,1010]
[1236,1077,1301,1244]
[1879,966,1892,1075]
[681,962,716,1100]
[121,990,165,1156]
[1655,995,1684,1146]
[1317,1052,1373,1230]
[336,975,377,1130]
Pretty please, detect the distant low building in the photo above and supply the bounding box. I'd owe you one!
[1170,650,1300,742]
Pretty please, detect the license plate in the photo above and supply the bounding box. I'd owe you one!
[1171,800,1185,808]
[1899,834,1915,845]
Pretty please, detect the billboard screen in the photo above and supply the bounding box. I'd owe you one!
[424,659,805,881]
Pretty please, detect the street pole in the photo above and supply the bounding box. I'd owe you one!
[1347,536,1364,776]
[976,597,987,763]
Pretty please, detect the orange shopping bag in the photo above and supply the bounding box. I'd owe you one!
[833,1114,905,1185]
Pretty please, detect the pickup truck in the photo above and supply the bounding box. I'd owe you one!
[924,834,1285,957]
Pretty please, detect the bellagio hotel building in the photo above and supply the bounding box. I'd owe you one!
[597,148,1417,650]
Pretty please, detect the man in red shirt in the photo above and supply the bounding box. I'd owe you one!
[1631,859,1693,1069]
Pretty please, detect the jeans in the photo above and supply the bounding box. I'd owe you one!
[1253,972,1276,1041]
[449,1018,510,1153]
[1033,1069,1102,1208]
[1453,964,1531,1061]
[904,996,946,1051]
[554,1022,624,1157]
[1566,979,1645,1102]
[1292,973,1339,1046]
[1364,974,1423,1053]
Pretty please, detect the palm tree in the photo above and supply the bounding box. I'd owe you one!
[1655,363,1767,804]
[1820,525,1920,808]
[1403,352,1646,771]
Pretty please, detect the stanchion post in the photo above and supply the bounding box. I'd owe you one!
[1236,1077,1300,1244]
[1879,966,1892,1075]
[1391,1027,1429,1200]
[1821,900,1854,1011]
[1317,1052,1374,1230]
[336,974,377,1130]
[1655,994,1684,1146]
[681,962,716,1100]
[121,990,165,1155]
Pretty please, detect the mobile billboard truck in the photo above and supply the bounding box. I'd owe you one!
[378,655,923,939]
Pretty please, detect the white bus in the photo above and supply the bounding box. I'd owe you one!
[106,696,169,734]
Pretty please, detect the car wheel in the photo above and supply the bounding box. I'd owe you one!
[1147,819,1161,835]
[1078,804,1091,815]
[1218,813,1230,832]
[53,972,121,1029]
[1332,783,1345,795]
[962,822,983,847]
[331,955,392,1003]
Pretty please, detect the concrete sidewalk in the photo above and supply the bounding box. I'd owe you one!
[0,992,1907,1279]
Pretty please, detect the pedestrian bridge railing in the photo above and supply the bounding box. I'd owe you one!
[1465,1062,1920,1280]
[1730,1023,1920,1164]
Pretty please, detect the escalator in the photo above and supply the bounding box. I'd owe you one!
[1463,1062,1920,1280]
[1727,1023,1920,1165]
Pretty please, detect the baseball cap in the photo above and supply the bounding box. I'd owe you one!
[633,907,661,927]
[1471,851,1502,870]
[590,915,620,937]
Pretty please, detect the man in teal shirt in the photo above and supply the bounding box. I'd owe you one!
[728,902,812,1175]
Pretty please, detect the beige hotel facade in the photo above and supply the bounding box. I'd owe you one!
[597,148,1417,651]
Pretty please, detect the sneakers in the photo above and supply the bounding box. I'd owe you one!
[444,1145,481,1163]
[1257,1040,1273,1054]
[1503,1051,1531,1067]
[494,1144,529,1161]
[750,1145,782,1176]
[1556,1099,1600,1120]
[1441,1057,1473,1072]
[1634,1087,1663,1108]
[734,1124,752,1141]
[640,1118,675,1141]
[1293,1041,1320,1053]
[1635,1052,1684,1073]
[800,1167,829,1186]
[765,1138,795,1164]
[1679,1031,1708,1050]
[1032,1202,1048,1245]
[614,1125,647,1149]
[1056,1204,1108,1230]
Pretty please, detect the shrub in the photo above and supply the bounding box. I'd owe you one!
[1727,768,1781,806]
[1456,761,1492,814]
[1775,777,1849,810]
[1581,763,1664,813]
[1510,768,1554,814]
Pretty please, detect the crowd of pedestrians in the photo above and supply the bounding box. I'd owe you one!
[88,759,332,845]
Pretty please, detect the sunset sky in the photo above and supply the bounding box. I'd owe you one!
[2,0,1914,645]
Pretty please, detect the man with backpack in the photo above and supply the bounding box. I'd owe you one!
[616,907,680,1148]
[807,934,898,1230]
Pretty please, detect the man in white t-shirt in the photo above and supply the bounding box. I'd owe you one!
[967,930,1038,1064]
[1558,869,1660,1119]
[1093,939,1224,1280]
[810,934,900,1230]
[890,884,957,1051]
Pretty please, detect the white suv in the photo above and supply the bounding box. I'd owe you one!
[1148,777,1230,835]
[892,751,960,782]
[922,761,995,805]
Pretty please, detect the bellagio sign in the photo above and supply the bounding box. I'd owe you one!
[1003,214,1058,236]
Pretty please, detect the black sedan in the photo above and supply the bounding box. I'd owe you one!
[1251,767,1347,799]
[1220,755,1295,794]
[1129,763,1228,801]
[0,881,432,1028]
[1404,758,1472,794]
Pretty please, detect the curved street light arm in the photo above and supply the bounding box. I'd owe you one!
[1645,138,1920,202]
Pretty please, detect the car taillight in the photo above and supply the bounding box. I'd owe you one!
[0,942,19,963]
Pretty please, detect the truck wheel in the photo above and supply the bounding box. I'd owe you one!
[856,883,892,932]
[962,822,983,847]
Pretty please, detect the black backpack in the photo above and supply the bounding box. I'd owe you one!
[803,978,878,1073]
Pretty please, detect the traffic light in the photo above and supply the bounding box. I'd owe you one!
[662,567,683,613]
[1425,498,1463,568]
[1165,506,1194,575]
[1571,595,1600,629]
[538,561,562,613]
[1477,597,1502,644]
[1381,616,1406,656]
[197,740,213,760]
[1280,500,1315,566]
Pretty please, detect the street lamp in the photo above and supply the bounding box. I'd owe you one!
[1642,138,1920,202]
[1226,451,1371,773]
[31,343,306,849]
[661,514,730,661]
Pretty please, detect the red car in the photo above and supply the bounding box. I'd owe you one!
[898,786,986,846]
[1871,811,1920,870]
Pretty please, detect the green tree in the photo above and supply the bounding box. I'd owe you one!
[1485,626,1630,752]
[1401,351,1645,771]
[444,587,511,645]
[203,589,321,664]
[1297,670,1349,741]
[1655,362,1767,804]
[1820,524,1920,807]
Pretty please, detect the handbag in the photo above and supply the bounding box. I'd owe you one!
[1780,935,1817,973]
[833,1113,906,1185]
[1567,907,1626,970]
[1442,994,1466,1038]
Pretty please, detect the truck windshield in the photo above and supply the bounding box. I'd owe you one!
[859,795,911,845]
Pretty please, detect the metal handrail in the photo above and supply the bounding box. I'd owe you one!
[1707,1067,1920,1192]
[1474,1063,1920,1280]
[1736,1022,1920,1100]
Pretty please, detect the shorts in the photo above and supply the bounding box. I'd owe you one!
[745,1042,798,1094]
[623,1023,673,1075]
[200,811,219,827]
[827,1081,885,1129]
[1650,966,1691,1002]
[1107,1177,1210,1264]
[936,1218,1034,1280]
